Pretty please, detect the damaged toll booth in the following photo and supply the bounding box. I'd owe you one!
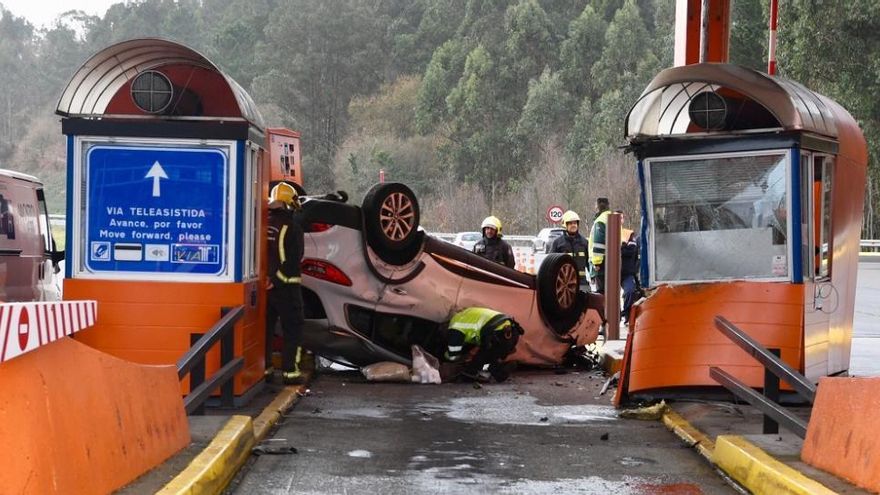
[618,63,867,400]
[56,38,270,401]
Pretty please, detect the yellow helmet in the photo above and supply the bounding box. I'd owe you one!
[481,215,502,232]
[561,210,580,224]
[269,182,299,207]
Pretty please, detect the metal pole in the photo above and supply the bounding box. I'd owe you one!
[768,0,779,75]
[699,0,710,63]
[763,348,781,434]
[605,213,621,340]
[379,169,385,183]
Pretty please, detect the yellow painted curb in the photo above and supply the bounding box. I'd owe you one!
[712,435,837,495]
[661,410,715,461]
[157,415,256,495]
[253,384,308,442]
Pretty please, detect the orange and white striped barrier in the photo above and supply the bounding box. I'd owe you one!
[0,300,97,364]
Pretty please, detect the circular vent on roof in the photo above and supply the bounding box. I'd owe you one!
[130,71,173,114]
[688,91,728,131]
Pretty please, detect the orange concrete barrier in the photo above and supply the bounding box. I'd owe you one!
[0,337,190,494]
[802,377,880,493]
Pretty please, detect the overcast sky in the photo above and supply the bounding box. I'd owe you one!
[0,0,116,28]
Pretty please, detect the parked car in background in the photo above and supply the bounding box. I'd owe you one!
[534,227,565,253]
[452,231,481,251]
[296,183,603,368]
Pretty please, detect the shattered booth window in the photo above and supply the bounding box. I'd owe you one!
[648,152,789,282]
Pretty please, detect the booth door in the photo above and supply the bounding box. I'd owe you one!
[801,152,836,380]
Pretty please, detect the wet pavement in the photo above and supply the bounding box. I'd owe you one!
[853,262,880,376]
[227,370,736,494]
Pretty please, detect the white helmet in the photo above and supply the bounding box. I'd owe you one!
[481,215,502,233]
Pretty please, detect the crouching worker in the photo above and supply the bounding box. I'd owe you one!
[266,182,309,385]
[443,307,524,383]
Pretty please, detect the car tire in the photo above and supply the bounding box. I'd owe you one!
[537,253,584,334]
[362,182,422,265]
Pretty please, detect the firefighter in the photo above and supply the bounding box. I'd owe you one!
[589,197,611,293]
[549,210,590,291]
[266,182,307,384]
[444,307,524,383]
[473,216,515,268]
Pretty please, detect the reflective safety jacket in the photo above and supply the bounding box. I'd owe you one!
[549,231,590,287]
[267,208,304,286]
[589,210,611,268]
[445,307,513,361]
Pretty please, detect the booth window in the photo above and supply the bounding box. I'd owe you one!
[800,153,834,280]
[648,152,789,282]
[816,156,833,278]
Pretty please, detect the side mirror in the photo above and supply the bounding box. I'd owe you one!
[51,250,65,264]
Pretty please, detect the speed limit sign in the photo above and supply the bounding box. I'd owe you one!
[547,205,564,224]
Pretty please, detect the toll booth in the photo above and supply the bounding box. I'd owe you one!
[55,38,270,400]
[619,63,867,399]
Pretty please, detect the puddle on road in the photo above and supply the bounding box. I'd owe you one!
[422,393,618,426]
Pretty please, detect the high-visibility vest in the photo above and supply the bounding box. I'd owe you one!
[589,210,611,265]
[446,307,512,360]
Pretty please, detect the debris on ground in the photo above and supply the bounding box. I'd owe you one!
[252,445,298,456]
[599,372,619,395]
[600,433,609,441]
[618,400,668,420]
[361,362,411,382]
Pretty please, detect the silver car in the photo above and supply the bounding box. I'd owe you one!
[298,183,604,367]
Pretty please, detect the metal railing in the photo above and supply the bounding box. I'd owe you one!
[710,316,816,438]
[177,305,245,415]
[862,240,880,252]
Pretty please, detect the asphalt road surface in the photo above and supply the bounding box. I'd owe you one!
[229,370,735,495]
[229,262,880,494]
[853,261,880,376]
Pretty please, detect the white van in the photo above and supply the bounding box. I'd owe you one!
[0,169,64,302]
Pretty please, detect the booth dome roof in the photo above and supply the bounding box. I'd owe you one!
[625,63,857,142]
[55,38,264,130]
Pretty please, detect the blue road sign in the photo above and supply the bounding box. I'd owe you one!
[85,145,229,275]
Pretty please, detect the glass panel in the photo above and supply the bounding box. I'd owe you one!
[801,153,813,279]
[650,152,789,282]
[818,157,834,278]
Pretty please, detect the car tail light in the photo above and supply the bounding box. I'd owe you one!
[301,258,352,286]
[306,222,333,233]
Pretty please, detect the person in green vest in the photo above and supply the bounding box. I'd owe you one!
[444,307,524,383]
[589,197,611,294]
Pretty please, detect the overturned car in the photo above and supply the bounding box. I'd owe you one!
[298,183,603,367]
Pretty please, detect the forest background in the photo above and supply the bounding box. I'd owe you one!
[1,0,878,236]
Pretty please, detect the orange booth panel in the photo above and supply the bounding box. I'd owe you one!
[626,281,804,394]
[64,278,265,396]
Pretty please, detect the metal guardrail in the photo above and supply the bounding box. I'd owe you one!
[177,305,245,415]
[862,239,880,252]
[710,316,815,438]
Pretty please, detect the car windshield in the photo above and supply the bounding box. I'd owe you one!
[648,151,789,282]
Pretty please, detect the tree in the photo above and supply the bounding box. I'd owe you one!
[253,0,390,191]
[415,39,471,133]
[558,5,607,101]
[729,0,766,71]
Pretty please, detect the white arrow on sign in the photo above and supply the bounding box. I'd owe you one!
[145,161,169,197]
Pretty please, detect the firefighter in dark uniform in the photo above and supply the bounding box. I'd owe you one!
[444,307,524,383]
[473,216,515,268]
[549,210,590,291]
[266,182,306,384]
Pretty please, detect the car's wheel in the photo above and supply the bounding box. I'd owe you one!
[362,182,422,265]
[537,254,585,334]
